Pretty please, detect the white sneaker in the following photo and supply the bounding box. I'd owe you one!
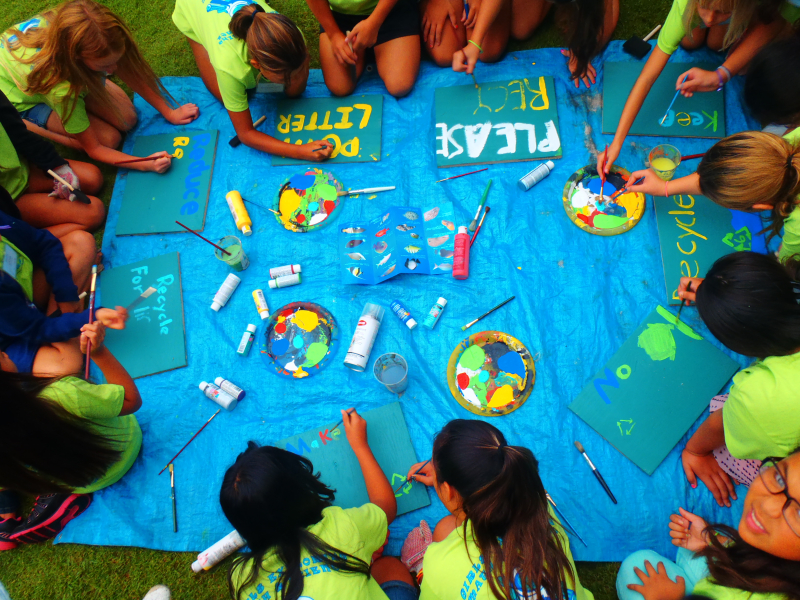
[142,585,171,600]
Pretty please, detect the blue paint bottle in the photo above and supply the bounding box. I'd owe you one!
[390,300,417,330]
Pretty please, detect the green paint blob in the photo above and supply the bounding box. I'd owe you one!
[468,376,488,406]
[655,305,702,340]
[593,214,629,229]
[316,184,338,201]
[459,345,486,370]
[301,342,329,367]
[638,323,676,361]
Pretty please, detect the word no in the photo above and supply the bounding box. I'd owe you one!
[129,266,176,335]
[659,110,718,132]
[172,134,213,217]
[667,194,709,301]
[277,104,373,158]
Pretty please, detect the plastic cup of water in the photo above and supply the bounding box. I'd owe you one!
[373,353,408,395]
[215,235,250,271]
[648,144,681,181]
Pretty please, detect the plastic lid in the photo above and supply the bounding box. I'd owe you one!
[259,312,269,320]
[199,381,209,390]
[406,318,418,330]
[268,279,278,289]
[457,226,468,234]
[363,302,385,321]
[242,225,252,236]
[211,301,222,311]
[214,377,224,386]
[545,160,555,169]
[246,324,257,333]
[191,561,203,573]
[437,297,447,306]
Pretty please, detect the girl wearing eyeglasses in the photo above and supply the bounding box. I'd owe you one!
[616,449,800,600]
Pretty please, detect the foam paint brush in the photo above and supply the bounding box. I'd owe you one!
[623,24,662,59]
[127,287,157,311]
[229,115,266,147]
[47,170,91,204]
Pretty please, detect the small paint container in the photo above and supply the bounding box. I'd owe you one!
[252,289,269,320]
[269,264,301,279]
[648,144,681,181]
[518,160,555,191]
[373,352,409,395]
[423,297,447,329]
[269,273,301,289]
[199,381,237,411]
[215,235,250,272]
[214,377,246,400]
[211,273,241,312]
[389,300,417,330]
[236,324,257,356]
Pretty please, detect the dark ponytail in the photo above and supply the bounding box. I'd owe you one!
[556,0,605,83]
[228,3,266,40]
[745,34,800,126]
[220,443,371,600]
[433,420,574,600]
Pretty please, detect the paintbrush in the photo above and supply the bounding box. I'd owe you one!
[394,458,432,493]
[681,153,705,161]
[600,144,608,193]
[113,152,178,165]
[170,463,178,533]
[159,409,222,475]
[331,408,356,433]
[47,169,91,204]
[229,115,266,147]
[127,287,157,311]
[469,180,492,231]
[469,206,490,247]
[174,221,231,255]
[338,186,396,197]
[462,295,515,330]
[470,72,478,89]
[661,73,689,125]
[608,177,645,202]
[435,168,488,184]
[546,493,587,546]
[677,280,694,321]
[575,441,617,504]
[84,265,98,379]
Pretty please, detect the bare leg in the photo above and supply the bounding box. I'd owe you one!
[510,0,550,41]
[37,109,123,150]
[471,0,511,63]
[187,37,223,103]
[371,556,416,586]
[31,338,84,378]
[374,35,421,98]
[419,0,467,67]
[26,160,104,195]
[31,230,97,311]
[319,32,366,97]
[83,80,138,132]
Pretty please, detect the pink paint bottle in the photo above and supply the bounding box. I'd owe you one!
[452,226,470,280]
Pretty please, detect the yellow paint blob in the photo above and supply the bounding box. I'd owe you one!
[488,385,514,408]
[293,309,320,332]
[292,366,309,379]
[615,192,640,218]
[651,157,676,171]
[277,316,285,323]
[279,189,302,223]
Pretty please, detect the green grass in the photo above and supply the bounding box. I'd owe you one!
[0,0,672,597]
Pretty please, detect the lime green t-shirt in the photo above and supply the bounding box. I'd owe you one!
[420,509,594,600]
[0,122,29,201]
[0,17,91,135]
[329,0,380,17]
[231,504,390,600]
[723,352,800,461]
[693,577,787,600]
[40,377,142,494]
[779,128,800,263]
[172,0,276,113]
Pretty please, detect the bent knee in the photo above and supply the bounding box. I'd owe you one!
[62,229,98,255]
[80,163,103,194]
[83,198,106,230]
[384,78,415,98]
[97,127,123,149]
[119,108,138,132]
[325,78,357,97]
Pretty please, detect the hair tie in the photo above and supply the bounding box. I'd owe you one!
[230,1,265,19]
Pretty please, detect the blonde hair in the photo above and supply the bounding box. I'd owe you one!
[697,131,800,241]
[9,0,171,124]
[681,0,757,50]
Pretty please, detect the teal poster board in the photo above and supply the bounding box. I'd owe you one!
[434,77,562,168]
[275,402,430,516]
[602,63,726,138]
[272,95,383,166]
[98,252,187,379]
[654,194,767,304]
[116,131,219,236]
[568,306,738,475]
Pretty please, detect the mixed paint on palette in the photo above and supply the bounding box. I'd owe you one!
[447,331,536,417]
[563,165,645,236]
[261,302,338,379]
[273,169,344,232]
[338,203,456,284]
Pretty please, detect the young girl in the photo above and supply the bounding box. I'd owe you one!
[0,321,142,550]
[219,408,417,600]
[617,448,800,600]
[305,0,420,98]
[598,0,794,174]
[673,252,800,508]
[446,0,618,88]
[0,0,198,170]
[408,420,593,600]
[626,131,800,263]
[173,0,332,162]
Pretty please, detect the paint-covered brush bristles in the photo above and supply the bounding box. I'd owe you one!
[574,441,585,453]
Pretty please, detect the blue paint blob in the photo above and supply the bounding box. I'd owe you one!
[587,178,617,196]
[289,174,316,189]
[308,202,319,211]
[292,335,306,349]
[271,338,290,356]
[730,210,767,253]
[497,351,525,379]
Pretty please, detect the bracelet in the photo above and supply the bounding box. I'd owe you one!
[467,39,483,54]
[719,65,732,82]
[665,180,669,197]
[715,69,724,92]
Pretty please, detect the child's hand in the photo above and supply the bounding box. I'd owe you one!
[669,507,708,552]
[627,561,685,600]
[626,169,668,196]
[596,144,619,177]
[348,17,381,53]
[462,0,480,28]
[96,306,128,330]
[330,31,357,65]
[561,50,596,89]
[407,460,435,487]
[677,277,703,305]
[80,321,106,355]
[342,408,369,452]
[167,103,200,125]
[681,449,736,507]
[452,42,480,74]
[677,67,720,97]
[298,141,333,162]
[422,0,460,48]
[144,152,172,173]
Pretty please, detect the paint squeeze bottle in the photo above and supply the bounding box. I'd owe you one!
[423,297,447,329]
[236,324,257,356]
[191,530,246,572]
[518,160,555,191]
[452,226,470,280]
[199,381,238,411]
[389,300,417,330]
[268,273,301,289]
[269,264,301,279]
[344,302,385,371]
[252,289,269,320]
[214,377,246,400]
[211,273,241,312]
[225,190,252,236]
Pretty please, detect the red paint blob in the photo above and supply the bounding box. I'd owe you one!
[296,213,306,224]
[324,200,337,214]
[486,387,496,402]
[457,373,470,389]
[281,308,295,317]
[275,322,287,334]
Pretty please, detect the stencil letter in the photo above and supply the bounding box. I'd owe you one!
[690,112,703,126]
[437,124,464,159]
[334,106,354,129]
[660,110,675,127]
[305,112,319,131]
[463,123,491,157]
[537,120,561,152]
[493,123,516,155]
[508,80,525,110]
[354,103,372,128]
[525,77,550,110]
[593,368,619,405]
[318,111,334,130]
[514,123,536,153]
[702,110,718,132]
[291,114,305,132]
[339,136,360,157]
[318,429,333,445]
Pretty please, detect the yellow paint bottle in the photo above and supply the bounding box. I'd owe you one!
[225,191,252,236]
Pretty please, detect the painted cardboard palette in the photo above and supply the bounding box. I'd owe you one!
[446,331,536,417]
[260,302,338,379]
[272,169,345,233]
[562,164,645,236]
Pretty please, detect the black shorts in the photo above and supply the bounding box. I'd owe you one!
[320,0,420,46]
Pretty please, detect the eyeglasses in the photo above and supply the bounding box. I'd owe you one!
[758,458,800,538]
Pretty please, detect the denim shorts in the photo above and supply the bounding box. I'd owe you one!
[320,0,419,46]
[380,580,419,600]
[18,103,53,129]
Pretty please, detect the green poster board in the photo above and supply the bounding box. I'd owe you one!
[275,402,430,516]
[602,63,726,138]
[568,306,738,475]
[434,77,562,168]
[116,130,219,236]
[98,252,187,379]
[654,194,768,304]
[272,95,383,166]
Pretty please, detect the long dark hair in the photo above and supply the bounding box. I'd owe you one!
[220,443,371,600]
[557,0,605,84]
[433,420,574,600]
[0,370,121,494]
[696,252,800,357]
[745,33,800,126]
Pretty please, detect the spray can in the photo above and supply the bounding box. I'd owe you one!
[423,297,447,329]
[268,274,301,289]
[199,381,237,411]
[452,226,470,280]
[236,324,257,356]
[225,191,252,236]
[269,264,301,279]
[389,300,417,330]
[252,289,269,320]
[518,160,555,191]
[191,530,246,572]
[211,273,241,311]
[344,303,385,371]
[214,377,246,400]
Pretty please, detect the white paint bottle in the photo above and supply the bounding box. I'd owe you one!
[518,160,555,191]
[211,273,241,311]
[344,302,385,372]
[191,530,246,572]
[199,381,237,411]
[214,377,246,400]
[236,324,257,356]
[268,273,301,289]
[269,264,301,279]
